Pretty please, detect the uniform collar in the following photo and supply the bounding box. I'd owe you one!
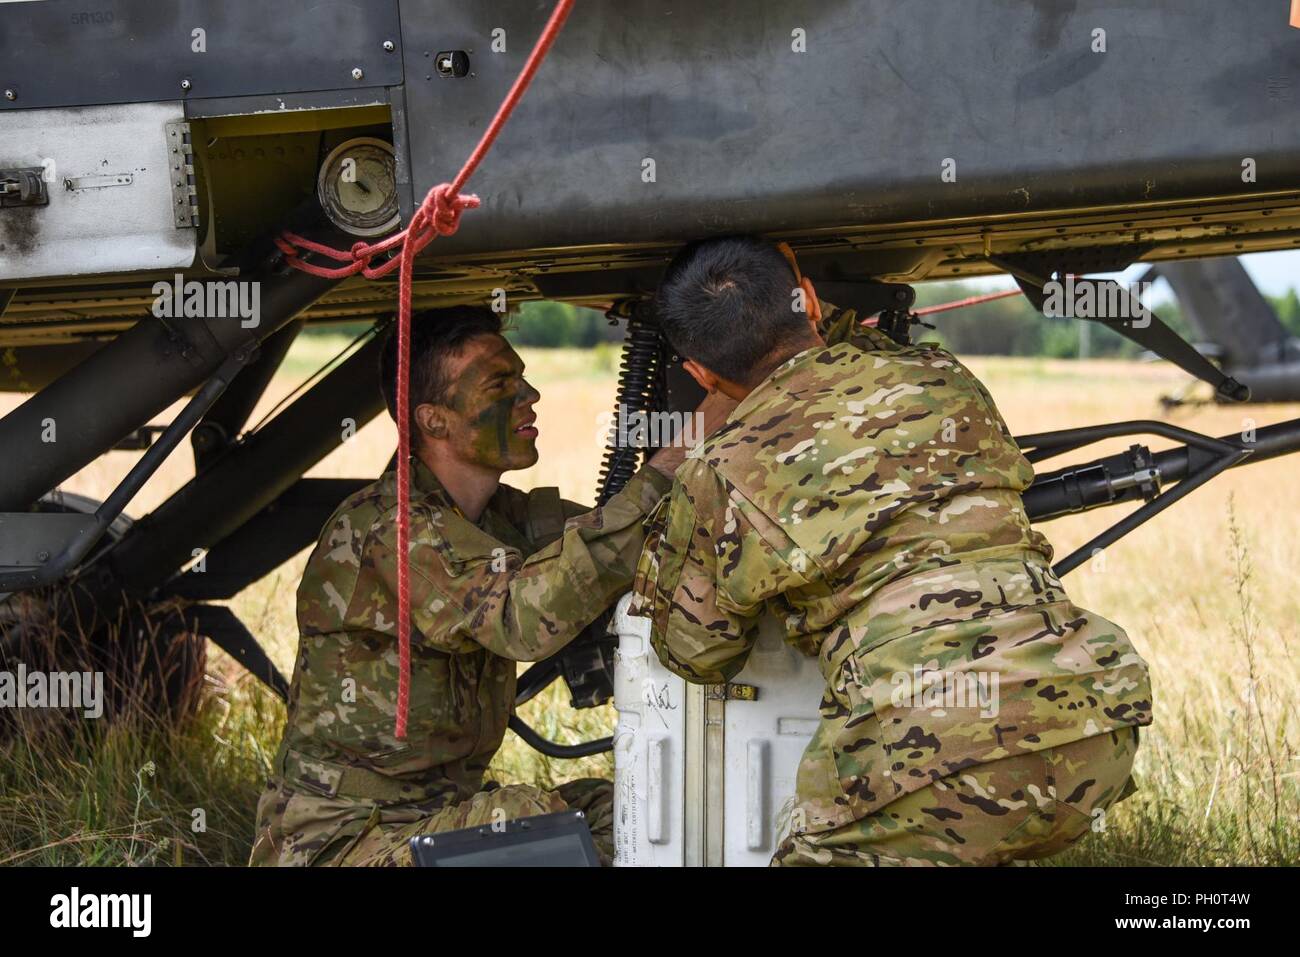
[406,455,528,547]
[411,455,455,508]
[726,344,828,425]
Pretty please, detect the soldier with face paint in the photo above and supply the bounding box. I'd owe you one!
[252,306,731,866]
[633,236,1153,866]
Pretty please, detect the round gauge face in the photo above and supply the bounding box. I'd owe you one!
[317,138,401,237]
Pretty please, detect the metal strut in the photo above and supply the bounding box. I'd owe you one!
[1012,418,1300,575]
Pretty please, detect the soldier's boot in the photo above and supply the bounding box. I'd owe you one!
[772,726,1140,866]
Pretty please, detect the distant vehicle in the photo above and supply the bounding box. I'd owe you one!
[1137,258,1300,404]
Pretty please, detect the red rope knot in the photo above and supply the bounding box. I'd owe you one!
[423,183,481,237]
[273,231,373,279]
[272,234,298,259]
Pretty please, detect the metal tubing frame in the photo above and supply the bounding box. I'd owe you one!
[1011,419,1300,576]
[105,325,388,596]
[0,222,350,512]
[0,351,250,592]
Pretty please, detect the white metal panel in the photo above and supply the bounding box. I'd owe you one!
[612,594,687,867]
[722,617,824,866]
[0,101,197,280]
[613,594,825,867]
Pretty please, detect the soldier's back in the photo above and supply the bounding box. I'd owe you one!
[688,329,1152,836]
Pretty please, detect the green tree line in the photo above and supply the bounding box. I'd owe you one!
[303,286,1300,359]
[914,282,1300,359]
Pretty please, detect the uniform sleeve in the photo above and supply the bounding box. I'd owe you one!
[818,300,902,353]
[559,496,591,520]
[374,464,672,662]
[633,461,814,684]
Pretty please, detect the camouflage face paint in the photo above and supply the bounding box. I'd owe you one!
[463,384,537,466]
[443,336,540,472]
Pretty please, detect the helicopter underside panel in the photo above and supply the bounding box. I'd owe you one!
[1,0,1299,339]
[0,101,197,283]
[0,0,403,110]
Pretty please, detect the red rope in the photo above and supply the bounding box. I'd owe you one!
[278,0,575,739]
[913,286,1022,316]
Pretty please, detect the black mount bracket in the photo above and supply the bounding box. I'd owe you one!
[1017,419,1268,575]
[990,249,1250,403]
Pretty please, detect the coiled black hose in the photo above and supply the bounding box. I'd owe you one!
[596,307,666,504]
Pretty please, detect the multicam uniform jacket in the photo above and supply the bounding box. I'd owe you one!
[251,458,669,865]
[631,307,1153,836]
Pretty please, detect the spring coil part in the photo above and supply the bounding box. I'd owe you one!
[596,311,665,504]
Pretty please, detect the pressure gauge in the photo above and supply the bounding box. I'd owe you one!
[317,137,401,237]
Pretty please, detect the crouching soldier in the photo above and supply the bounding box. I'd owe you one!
[633,237,1153,866]
[251,306,725,866]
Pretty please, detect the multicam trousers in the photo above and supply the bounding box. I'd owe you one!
[772,727,1139,866]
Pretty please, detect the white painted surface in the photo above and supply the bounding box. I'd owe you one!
[612,594,824,866]
[612,593,687,867]
[0,101,197,280]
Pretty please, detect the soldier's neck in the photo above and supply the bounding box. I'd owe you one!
[726,334,824,401]
[420,450,501,523]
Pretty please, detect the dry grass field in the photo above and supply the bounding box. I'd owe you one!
[2,334,1297,865]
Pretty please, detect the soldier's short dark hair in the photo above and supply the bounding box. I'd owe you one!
[379,306,504,423]
[655,235,810,386]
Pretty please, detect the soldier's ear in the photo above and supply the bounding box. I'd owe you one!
[802,278,823,331]
[682,358,721,395]
[414,402,449,439]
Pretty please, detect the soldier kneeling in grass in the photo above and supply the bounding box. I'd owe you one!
[633,236,1153,866]
[251,306,727,866]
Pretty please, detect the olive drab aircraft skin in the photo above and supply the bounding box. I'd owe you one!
[2,0,1300,864]
[3,0,1300,322]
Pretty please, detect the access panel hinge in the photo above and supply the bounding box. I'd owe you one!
[165,120,200,229]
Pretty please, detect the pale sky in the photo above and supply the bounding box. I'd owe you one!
[963,250,1298,302]
[1236,250,1300,296]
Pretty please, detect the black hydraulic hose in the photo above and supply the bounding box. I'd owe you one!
[1022,416,1300,522]
[508,714,612,759]
[514,659,561,706]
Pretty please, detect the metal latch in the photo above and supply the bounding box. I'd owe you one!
[435,50,470,77]
[706,682,759,702]
[0,168,49,208]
